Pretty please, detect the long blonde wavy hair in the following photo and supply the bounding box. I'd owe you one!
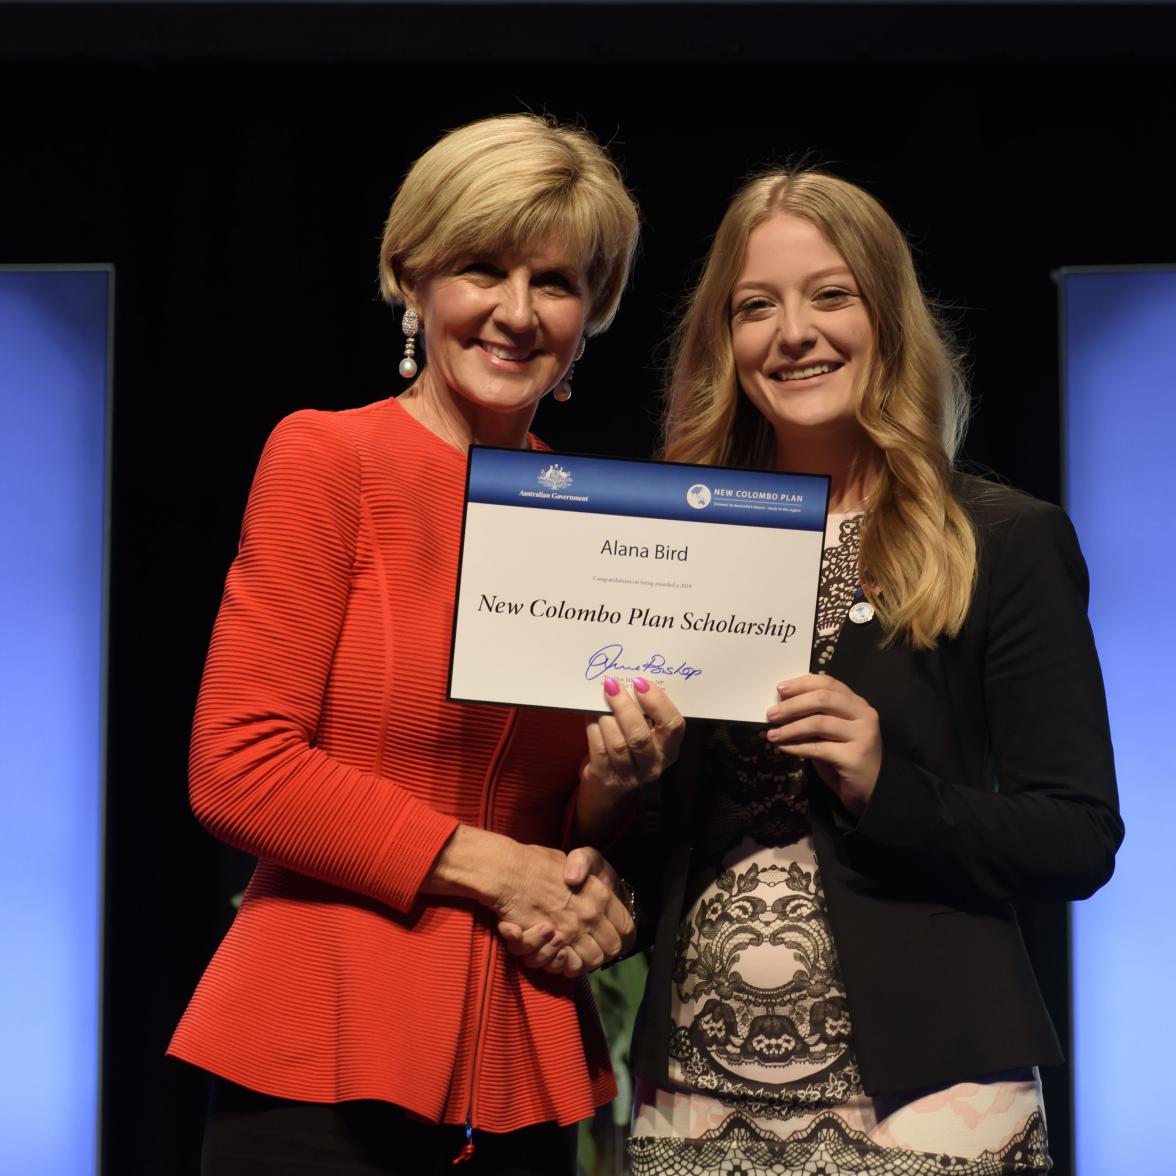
[663,170,976,649]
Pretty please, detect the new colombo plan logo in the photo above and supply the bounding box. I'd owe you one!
[537,463,573,491]
[686,483,712,509]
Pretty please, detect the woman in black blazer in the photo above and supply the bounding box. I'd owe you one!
[621,172,1122,1175]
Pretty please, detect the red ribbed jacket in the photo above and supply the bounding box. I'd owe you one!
[168,399,615,1130]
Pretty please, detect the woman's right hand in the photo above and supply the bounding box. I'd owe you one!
[494,844,634,976]
[424,825,633,976]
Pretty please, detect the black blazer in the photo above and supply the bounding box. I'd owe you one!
[625,476,1123,1096]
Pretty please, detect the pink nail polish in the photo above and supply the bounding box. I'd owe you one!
[603,677,620,696]
[633,676,650,693]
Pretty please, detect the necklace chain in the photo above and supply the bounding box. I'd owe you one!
[832,492,871,514]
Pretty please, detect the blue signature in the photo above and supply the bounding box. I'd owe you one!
[584,643,703,682]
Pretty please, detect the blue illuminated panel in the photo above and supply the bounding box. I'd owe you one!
[0,268,111,1176]
[1062,266,1176,1173]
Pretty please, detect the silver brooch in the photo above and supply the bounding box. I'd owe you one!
[848,601,875,625]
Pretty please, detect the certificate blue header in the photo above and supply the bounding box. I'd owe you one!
[467,448,829,531]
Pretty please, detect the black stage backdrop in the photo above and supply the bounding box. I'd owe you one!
[2,5,1173,1173]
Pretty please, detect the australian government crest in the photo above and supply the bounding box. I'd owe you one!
[537,463,574,491]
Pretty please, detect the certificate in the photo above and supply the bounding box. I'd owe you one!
[448,448,829,723]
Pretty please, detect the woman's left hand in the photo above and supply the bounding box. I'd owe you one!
[581,676,685,799]
[573,676,684,847]
[766,673,881,818]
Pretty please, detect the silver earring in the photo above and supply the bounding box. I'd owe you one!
[553,338,586,403]
[399,308,420,378]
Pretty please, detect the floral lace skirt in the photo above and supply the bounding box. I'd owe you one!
[628,1072,1051,1176]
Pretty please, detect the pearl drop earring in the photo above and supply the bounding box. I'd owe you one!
[399,308,420,378]
[553,337,586,403]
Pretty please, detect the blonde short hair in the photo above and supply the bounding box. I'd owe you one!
[379,114,640,334]
[664,169,976,648]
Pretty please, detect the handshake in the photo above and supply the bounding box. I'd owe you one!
[495,843,637,978]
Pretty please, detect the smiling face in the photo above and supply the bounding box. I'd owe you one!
[404,239,589,440]
[730,213,874,451]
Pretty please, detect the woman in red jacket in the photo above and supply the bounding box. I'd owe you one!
[168,113,683,1175]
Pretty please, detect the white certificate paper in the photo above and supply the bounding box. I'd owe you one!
[448,448,829,723]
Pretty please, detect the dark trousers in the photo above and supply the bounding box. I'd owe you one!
[201,1078,579,1176]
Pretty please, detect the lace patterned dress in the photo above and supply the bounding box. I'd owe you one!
[628,512,1051,1176]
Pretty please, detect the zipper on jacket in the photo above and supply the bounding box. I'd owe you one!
[453,707,519,1163]
[451,1118,475,1165]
